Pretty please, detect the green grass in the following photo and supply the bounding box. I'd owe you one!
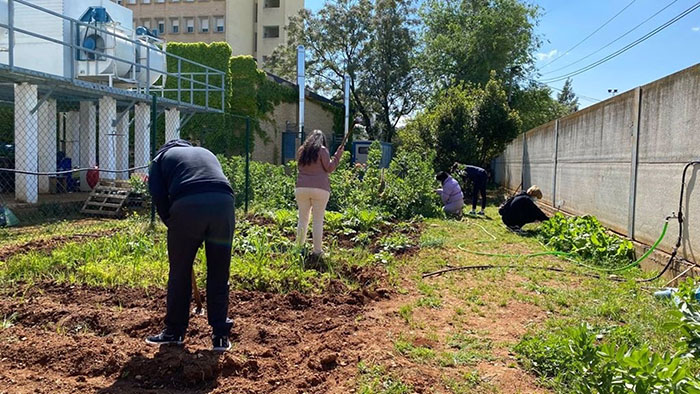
[392,205,697,393]
[356,362,413,394]
[0,210,420,293]
[394,335,436,364]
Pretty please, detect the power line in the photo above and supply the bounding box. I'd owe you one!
[539,0,639,69]
[541,0,679,76]
[540,1,700,83]
[528,78,602,103]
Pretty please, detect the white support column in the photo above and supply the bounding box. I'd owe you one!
[115,110,130,180]
[65,111,80,165]
[134,102,150,175]
[37,98,57,193]
[98,96,117,180]
[14,83,38,203]
[79,101,96,191]
[165,107,180,142]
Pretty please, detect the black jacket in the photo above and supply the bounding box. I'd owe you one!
[148,140,233,223]
[500,192,548,227]
[458,165,488,185]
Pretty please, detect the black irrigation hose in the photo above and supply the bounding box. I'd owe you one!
[635,161,700,283]
[422,264,628,281]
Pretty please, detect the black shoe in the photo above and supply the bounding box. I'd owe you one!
[145,330,184,346]
[212,335,231,352]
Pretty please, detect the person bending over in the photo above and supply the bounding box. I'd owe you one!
[146,139,235,352]
[499,185,549,232]
[435,171,464,216]
[296,130,344,257]
[452,162,488,215]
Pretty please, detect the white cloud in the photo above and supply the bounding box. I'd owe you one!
[692,27,700,32]
[536,49,558,61]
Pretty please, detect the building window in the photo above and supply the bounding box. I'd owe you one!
[184,0,194,2]
[200,17,209,33]
[254,3,258,22]
[171,0,179,2]
[157,19,165,34]
[141,19,151,29]
[185,18,194,33]
[170,18,179,33]
[254,32,257,52]
[156,0,165,3]
[128,0,136,4]
[215,17,224,32]
[142,0,150,4]
[264,0,280,8]
[263,25,279,38]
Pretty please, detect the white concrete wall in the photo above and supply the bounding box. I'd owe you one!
[522,121,556,203]
[634,66,700,259]
[493,63,700,262]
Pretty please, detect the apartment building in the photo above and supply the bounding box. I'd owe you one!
[116,0,303,65]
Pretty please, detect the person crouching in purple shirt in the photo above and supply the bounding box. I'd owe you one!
[435,171,464,216]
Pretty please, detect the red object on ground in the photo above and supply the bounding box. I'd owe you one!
[87,167,100,189]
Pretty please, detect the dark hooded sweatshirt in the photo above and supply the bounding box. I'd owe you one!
[500,192,549,228]
[462,165,488,185]
[148,140,233,223]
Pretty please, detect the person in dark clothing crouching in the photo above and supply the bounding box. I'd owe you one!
[499,185,549,232]
[452,162,488,215]
[146,139,235,352]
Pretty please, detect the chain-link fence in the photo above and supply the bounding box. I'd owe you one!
[0,91,254,227]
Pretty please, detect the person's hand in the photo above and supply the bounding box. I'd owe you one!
[336,145,345,156]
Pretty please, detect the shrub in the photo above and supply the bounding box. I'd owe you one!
[219,142,441,219]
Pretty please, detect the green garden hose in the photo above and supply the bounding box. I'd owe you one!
[455,220,669,273]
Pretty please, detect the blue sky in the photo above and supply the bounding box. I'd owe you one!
[304,0,700,108]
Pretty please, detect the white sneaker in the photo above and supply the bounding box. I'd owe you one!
[478,210,485,215]
[468,210,476,215]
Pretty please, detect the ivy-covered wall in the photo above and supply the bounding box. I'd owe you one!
[164,42,299,156]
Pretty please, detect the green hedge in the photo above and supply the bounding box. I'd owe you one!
[163,43,297,155]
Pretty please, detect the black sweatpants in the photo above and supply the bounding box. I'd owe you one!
[164,192,235,337]
[472,180,487,211]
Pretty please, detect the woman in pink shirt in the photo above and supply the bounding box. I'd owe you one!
[296,130,344,256]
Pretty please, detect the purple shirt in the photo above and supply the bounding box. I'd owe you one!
[296,146,341,192]
[438,176,464,205]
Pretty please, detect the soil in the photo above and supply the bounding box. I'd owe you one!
[0,271,550,394]
[0,281,390,394]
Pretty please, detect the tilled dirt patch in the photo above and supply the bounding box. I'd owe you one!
[0,282,390,393]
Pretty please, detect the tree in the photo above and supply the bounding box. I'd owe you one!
[407,74,521,170]
[420,0,541,90]
[511,83,568,132]
[266,0,420,142]
[557,78,579,114]
[365,0,421,142]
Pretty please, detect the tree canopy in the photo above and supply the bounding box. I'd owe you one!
[266,0,420,142]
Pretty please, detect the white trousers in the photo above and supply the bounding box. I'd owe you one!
[295,187,330,254]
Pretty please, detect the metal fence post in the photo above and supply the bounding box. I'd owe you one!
[8,0,14,70]
[245,116,250,214]
[150,95,157,224]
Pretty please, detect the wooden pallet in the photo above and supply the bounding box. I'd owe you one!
[81,180,131,217]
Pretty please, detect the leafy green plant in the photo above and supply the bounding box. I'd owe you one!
[378,233,414,253]
[515,323,700,393]
[538,213,635,268]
